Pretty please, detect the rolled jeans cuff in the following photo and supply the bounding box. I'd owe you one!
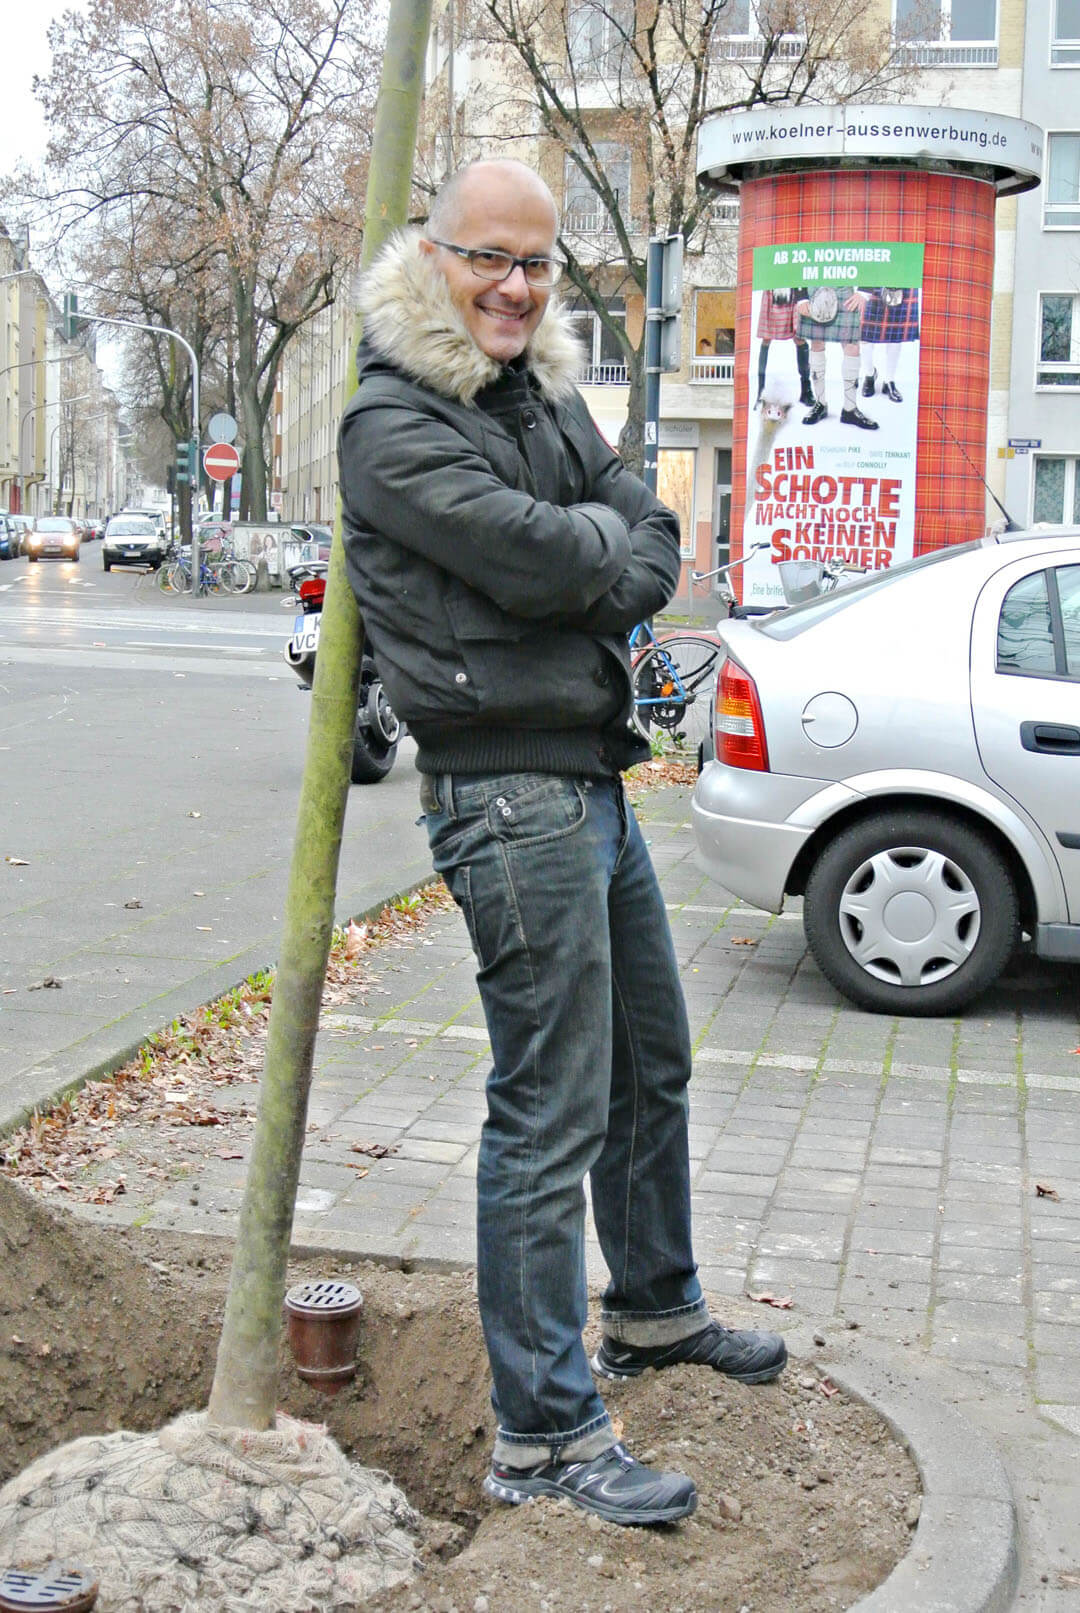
[493,1411,614,1469]
[599,1298,709,1348]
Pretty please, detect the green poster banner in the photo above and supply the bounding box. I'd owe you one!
[753,242,924,290]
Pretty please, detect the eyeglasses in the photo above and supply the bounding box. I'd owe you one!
[430,240,564,288]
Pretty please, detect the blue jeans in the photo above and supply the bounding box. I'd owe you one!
[421,771,706,1466]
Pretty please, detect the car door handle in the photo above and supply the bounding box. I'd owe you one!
[1020,721,1080,755]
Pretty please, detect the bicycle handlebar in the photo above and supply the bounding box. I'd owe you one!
[691,540,770,585]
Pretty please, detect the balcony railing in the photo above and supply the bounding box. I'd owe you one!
[896,41,998,66]
[715,35,807,61]
[563,210,642,237]
[690,357,735,383]
[577,362,629,386]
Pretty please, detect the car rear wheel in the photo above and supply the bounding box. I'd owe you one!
[803,810,1018,1016]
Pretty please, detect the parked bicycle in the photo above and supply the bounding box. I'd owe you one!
[629,545,769,756]
[155,541,254,595]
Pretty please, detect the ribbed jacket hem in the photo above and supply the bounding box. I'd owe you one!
[409,723,649,779]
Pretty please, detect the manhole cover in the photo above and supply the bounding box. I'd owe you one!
[0,1564,98,1612]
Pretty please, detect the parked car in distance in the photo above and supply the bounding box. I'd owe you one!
[25,516,81,562]
[83,520,104,541]
[102,514,167,571]
[691,530,1080,1016]
[118,507,168,539]
[0,514,21,560]
[8,514,32,555]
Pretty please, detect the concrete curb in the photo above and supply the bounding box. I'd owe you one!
[829,1345,1019,1613]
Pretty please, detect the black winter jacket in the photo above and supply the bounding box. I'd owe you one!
[338,230,682,778]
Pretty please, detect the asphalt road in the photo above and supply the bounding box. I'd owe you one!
[0,548,432,1129]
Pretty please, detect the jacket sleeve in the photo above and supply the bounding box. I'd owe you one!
[339,401,631,619]
[556,404,682,633]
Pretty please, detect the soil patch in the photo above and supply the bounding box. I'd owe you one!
[1,1176,917,1613]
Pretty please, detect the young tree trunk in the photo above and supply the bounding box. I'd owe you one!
[206,0,434,1432]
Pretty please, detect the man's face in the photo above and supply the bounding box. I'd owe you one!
[425,171,558,363]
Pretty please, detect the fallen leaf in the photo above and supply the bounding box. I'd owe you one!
[731,936,758,946]
[5,856,29,866]
[746,1290,794,1309]
[1035,1183,1061,1201]
[349,1140,399,1159]
[193,891,206,897]
[343,919,368,961]
[214,1149,245,1160]
[817,1377,840,1398]
[36,1342,51,1357]
[124,899,143,910]
[196,926,213,932]
[188,810,202,818]
[346,1164,370,1177]
[28,976,62,991]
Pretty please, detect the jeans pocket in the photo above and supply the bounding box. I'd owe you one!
[486,775,587,847]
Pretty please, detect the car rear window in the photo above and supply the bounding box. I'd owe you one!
[758,541,985,640]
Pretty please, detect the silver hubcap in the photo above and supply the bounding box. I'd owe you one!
[837,845,981,988]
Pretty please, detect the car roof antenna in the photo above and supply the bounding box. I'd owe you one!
[932,407,1021,533]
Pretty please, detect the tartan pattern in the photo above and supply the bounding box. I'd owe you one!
[795,305,864,344]
[756,291,800,340]
[861,289,922,343]
[733,170,997,559]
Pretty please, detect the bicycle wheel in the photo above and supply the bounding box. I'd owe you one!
[156,561,175,593]
[166,561,192,594]
[630,635,720,755]
[222,559,253,594]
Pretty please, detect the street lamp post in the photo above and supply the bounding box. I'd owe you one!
[70,312,202,595]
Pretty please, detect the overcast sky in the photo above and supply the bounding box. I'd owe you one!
[1,6,78,174]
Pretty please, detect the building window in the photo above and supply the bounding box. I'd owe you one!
[567,300,627,384]
[691,289,736,382]
[894,0,998,63]
[1045,133,1080,227]
[1052,0,1080,64]
[716,0,805,59]
[1038,293,1080,386]
[1033,455,1080,524]
[567,0,633,75]
[563,143,631,235]
[658,448,697,560]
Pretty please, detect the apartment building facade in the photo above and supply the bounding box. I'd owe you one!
[276,0,1074,579]
[0,225,120,518]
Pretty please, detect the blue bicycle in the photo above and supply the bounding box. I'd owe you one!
[628,622,721,755]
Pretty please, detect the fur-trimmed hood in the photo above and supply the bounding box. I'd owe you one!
[357,228,585,406]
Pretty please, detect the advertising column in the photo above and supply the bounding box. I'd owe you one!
[695,107,1043,606]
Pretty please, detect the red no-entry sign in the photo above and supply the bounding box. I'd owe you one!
[203,442,241,482]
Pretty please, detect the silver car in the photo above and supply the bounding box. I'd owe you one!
[691,531,1080,1016]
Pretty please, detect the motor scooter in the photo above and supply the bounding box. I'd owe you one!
[284,560,402,783]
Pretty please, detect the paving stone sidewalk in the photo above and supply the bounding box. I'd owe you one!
[73,784,1080,1609]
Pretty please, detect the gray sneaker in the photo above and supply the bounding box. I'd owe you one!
[484,1441,697,1526]
[592,1319,787,1385]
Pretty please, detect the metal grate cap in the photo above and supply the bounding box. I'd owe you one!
[284,1279,362,1314]
[0,1564,99,1612]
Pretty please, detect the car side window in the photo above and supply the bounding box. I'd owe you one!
[1059,565,1080,677]
[997,571,1057,675]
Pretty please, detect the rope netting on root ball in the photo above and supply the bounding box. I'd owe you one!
[0,1408,419,1611]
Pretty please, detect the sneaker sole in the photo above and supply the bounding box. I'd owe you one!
[590,1347,787,1386]
[483,1471,697,1526]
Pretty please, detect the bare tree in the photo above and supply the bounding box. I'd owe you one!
[452,0,918,471]
[15,0,378,518]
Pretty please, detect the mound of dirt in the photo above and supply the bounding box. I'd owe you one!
[0,1177,918,1613]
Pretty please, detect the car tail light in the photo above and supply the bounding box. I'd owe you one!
[715,656,770,771]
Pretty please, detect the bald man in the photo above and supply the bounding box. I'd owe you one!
[338,161,786,1527]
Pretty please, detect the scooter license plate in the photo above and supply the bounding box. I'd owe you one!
[291,624,320,656]
[293,613,305,633]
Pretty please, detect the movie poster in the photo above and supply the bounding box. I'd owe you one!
[741,241,924,605]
